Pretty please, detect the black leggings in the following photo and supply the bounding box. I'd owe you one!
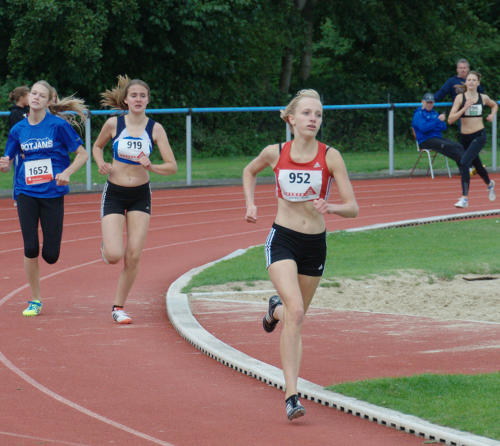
[17,194,64,264]
[459,129,490,196]
[420,137,464,164]
[420,137,469,196]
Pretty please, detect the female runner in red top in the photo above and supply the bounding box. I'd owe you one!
[243,89,358,420]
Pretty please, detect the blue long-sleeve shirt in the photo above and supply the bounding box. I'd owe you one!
[412,107,447,144]
[434,75,483,102]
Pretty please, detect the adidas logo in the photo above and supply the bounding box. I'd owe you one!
[313,162,321,168]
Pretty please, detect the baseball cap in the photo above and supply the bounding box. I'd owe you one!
[422,92,435,102]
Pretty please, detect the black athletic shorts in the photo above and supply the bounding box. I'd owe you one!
[100,181,151,217]
[265,222,326,277]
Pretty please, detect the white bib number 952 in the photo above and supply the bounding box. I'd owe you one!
[278,169,322,201]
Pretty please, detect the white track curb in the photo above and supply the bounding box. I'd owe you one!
[166,212,500,446]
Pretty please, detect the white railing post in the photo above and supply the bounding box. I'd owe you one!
[186,111,192,186]
[286,122,291,141]
[492,112,497,172]
[388,105,394,175]
[85,113,92,191]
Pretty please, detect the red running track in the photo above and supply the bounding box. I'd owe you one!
[0,174,499,446]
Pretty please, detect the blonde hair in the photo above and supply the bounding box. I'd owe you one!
[9,85,29,103]
[32,80,87,128]
[280,89,322,125]
[100,75,150,110]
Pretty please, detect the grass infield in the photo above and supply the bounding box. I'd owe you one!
[184,220,500,440]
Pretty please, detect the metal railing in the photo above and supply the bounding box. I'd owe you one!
[2,102,498,191]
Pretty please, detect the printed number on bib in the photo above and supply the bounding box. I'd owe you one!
[117,138,150,162]
[466,104,482,117]
[278,169,322,202]
[24,159,53,185]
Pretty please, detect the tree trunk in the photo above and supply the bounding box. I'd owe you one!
[299,0,316,81]
[279,47,294,94]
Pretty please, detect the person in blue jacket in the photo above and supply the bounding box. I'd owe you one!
[0,80,88,317]
[7,85,30,205]
[434,59,483,103]
[412,92,468,206]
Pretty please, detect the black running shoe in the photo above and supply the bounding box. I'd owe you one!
[262,294,282,333]
[286,394,305,420]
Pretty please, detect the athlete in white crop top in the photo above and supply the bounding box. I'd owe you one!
[448,71,497,208]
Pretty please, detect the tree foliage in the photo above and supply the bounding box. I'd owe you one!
[0,0,499,154]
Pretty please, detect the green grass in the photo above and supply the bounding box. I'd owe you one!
[0,155,273,190]
[328,373,500,440]
[0,147,494,190]
[183,219,500,440]
[183,219,500,290]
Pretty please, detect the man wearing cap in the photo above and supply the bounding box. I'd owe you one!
[434,58,483,103]
[412,93,468,201]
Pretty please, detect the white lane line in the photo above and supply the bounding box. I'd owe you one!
[0,430,90,445]
[0,259,175,446]
[0,351,174,446]
[0,229,269,445]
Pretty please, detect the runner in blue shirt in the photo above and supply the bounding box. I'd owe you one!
[93,75,177,324]
[0,80,88,317]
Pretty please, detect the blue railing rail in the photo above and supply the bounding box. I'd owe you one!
[1,102,498,190]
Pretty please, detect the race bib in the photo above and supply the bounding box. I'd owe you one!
[278,169,322,202]
[117,138,151,162]
[24,158,54,185]
[466,104,482,117]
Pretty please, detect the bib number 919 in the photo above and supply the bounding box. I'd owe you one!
[126,140,143,150]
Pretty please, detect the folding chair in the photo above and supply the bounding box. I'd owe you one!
[409,127,451,179]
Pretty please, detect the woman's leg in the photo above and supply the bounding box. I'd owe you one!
[268,260,321,399]
[460,131,494,202]
[101,213,126,264]
[17,194,42,301]
[24,257,41,301]
[39,197,64,264]
[420,137,463,165]
[112,211,150,308]
[460,131,486,176]
[471,155,491,186]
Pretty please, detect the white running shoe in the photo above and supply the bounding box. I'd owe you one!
[487,180,496,202]
[112,309,132,324]
[454,197,469,208]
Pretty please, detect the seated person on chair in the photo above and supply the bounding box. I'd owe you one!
[412,92,469,206]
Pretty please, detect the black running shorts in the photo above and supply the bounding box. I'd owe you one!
[265,222,326,277]
[100,181,151,217]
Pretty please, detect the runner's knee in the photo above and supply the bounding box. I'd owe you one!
[42,248,60,264]
[24,245,39,259]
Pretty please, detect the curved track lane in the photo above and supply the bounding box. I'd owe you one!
[0,174,498,445]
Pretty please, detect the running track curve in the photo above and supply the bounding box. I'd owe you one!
[0,174,499,446]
